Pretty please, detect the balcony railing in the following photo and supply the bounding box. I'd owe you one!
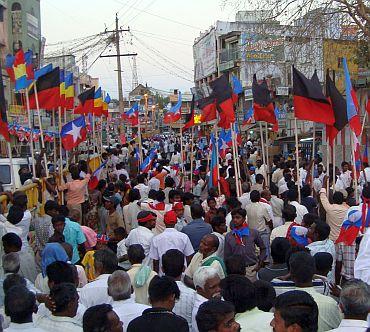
[219,48,240,63]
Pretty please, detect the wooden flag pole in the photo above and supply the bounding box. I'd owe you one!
[34,84,49,177]
[259,122,267,177]
[64,108,69,169]
[232,122,242,197]
[361,112,367,136]
[214,125,221,194]
[7,142,15,191]
[294,118,301,203]
[326,141,330,197]
[332,137,336,193]
[350,133,359,204]
[92,114,98,170]
[137,118,143,166]
[265,122,270,187]
[24,89,36,177]
[180,127,185,177]
[52,109,57,171]
[58,106,64,203]
[311,122,316,186]
[230,123,239,197]
[190,126,194,190]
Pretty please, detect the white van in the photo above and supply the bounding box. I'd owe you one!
[0,157,32,191]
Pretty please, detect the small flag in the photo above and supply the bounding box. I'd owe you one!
[102,93,111,117]
[140,149,157,173]
[64,72,74,109]
[122,103,139,126]
[88,161,107,190]
[218,129,232,159]
[209,134,218,188]
[60,115,87,150]
[336,209,362,245]
[74,87,95,115]
[183,95,195,130]
[232,75,243,103]
[242,107,254,126]
[164,92,182,124]
[13,49,33,91]
[60,69,66,108]
[343,58,361,136]
[272,106,279,132]
[93,87,103,116]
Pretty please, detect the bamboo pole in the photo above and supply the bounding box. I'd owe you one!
[332,137,336,193]
[190,126,194,190]
[214,125,221,194]
[311,122,316,186]
[326,141,330,197]
[351,133,359,204]
[230,123,240,197]
[64,108,68,169]
[24,89,36,177]
[294,118,301,203]
[53,110,57,170]
[58,106,64,203]
[265,122,270,187]
[259,122,267,181]
[7,142,15,191]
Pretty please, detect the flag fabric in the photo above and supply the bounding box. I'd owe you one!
[336,209,362,245]
[5,54,15,82]
[140,149,157,173]
[164,92,182,124]
[88,161,107,190]
[272,106,279,132]
[35,63,53,80]
[87,112,93,133]
[14,49,33,91]
[325,71,348,146]
[64,72,74,109]
[293,66,335,125]
[60,69,66,108]
[209,75,235,129]
[198,96,217,123]
[209,134,218,189]
[252,75,277,124]
[183,95,195,130]
[218,129,232,159]
[122,102,139,126]
[343,58,361,136]
[0,62,9,141]
[102,93,110,117]
[232,75,243,103]
[74,87,95,115]
[60,115,87,150]
[233,122,242,145]
[28,67,61,110]
[363,138,368,164]
[353,133,362,177]
[93,87,103,116]
[24,50,34,80]
[242,107,254,126]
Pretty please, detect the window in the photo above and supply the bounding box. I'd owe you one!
[0,165,11,184]
[11,2,21,11]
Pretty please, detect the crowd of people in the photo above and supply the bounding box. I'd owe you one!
[0,135,370,332]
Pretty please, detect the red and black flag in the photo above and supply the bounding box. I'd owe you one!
[209,74,235,129]
[252,74,277,124]
[183,95,195,130]
[74,87,95,115]
[198,95,217,123]
[0,63,9,141]
[293,66,334,125]
[325,70,348,146]
[28,67,61,110]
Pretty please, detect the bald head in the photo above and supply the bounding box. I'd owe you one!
[107,270,132,301]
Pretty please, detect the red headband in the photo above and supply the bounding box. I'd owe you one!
[137,214,155,224]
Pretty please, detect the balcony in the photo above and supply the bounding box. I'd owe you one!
[219,48,240,72]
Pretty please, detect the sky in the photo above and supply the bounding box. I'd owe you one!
[41,0,237,98]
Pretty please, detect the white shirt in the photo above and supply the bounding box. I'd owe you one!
[122,201,141,231]
[149,228,194,274]
[359,168,370,188]
[191,293,207,332]
[125,226,154,257]
[238,193,251,209]
[79,274,112,308]
[290,201,308,224]
[112,297,149,332]
[34,315,82,332]
[354,226,370,285]
[134,183,149,200]
[212,232,225,259]
[328,319,368,332]
[173,281,195,329]
[5,322,47,331]
[117,239,131,270]
[148,177,160,191]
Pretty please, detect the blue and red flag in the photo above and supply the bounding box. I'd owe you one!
[232,75,243,103]
[164,92,182,124]
[336,209,362,246]
[13,49,33,91]
[343,58,361,136]
[353,133,362,177]
[242,107,254,126]
[209,134,218,189]
[363,138,368,164]
[218,129,232,159]
[122,102,139,126]
[140,149,157,173]
[60,115,87,151]
[5,54,15,82]
[272,106,279,132]
[290,226,309,247]
[88,161,107,190]
[102,93,111,117]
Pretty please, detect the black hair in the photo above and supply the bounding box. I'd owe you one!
[314,252,333,275]
[182,192,194,203]
[289,251,315,284]
[287,189,299,202]
[83,304,116,332]
[274,290,318,332]
[225,255,246,276]
[137,174,146,184]
[51,215,66,225]
[314,221,330,241]
[196,299,235,332]
[58,205,69,217]
[254,280,276,312]
[250,190,261,202]
[6,205,24,225]
[363,185,370,199]
[113,227,127,238]
[221,274,256,312]
[128,188,141,202]
[94,249,118,274]
[46,261,75,285]
[148,276,180,303]
[190,203,204,219]
[165,176,175,188]
[49,282,78,313]
[231,208,247,218]
[127,244,145,264]
[12,192,27,209]
[168,189,181,202]
[282,204,297,222]
[217,207,227,217]
[148,189,157,200]
[333,191,344,204]
[4,285,36,323]
[3,274,26,294]
[44,200,59,213]
[270,183,279,196]
[255,174,264,184]
[302,213,320,227]
[107,182,115,192]
[2,233,22,250]
[96,179,107,191]
[156,190,166,202]
[162,249,184,278]
[271,238,291,264]
[301,185,311,198]
[210,216,226,231]
[225,197,241,209]
[207,197,217,204]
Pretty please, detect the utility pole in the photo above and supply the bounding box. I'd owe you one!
[100,14,137,114]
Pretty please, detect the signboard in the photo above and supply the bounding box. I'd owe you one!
[193,29,217,81]
[276,87,289,96]
[241,32,284,62]
[27,13,39,40]
[9,104,26,116]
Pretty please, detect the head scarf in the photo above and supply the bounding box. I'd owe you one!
[290,226,309,247]
[41,243,69,277]
[232,222,250,246]
[81,226,97,250]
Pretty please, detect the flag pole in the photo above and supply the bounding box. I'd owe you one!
[58,106,64,203]
[214,125,221,194]
[53,109,57,171]
[259,122,267,179]
[332,137,336,193]
[230,123,240,197]
[350,133,359,204]
[64,108,68,169]
[265,122,270,187]
[326,140,330,197]
[137,118,143,166]
[180,126,185,178]
[24,89,36,177]
[234,122,242,196]
[34,84,49,177]
[190,126,194,191]
[7,142,15,191]
[311,122,316,186]
[361,112,367,136]
[294,118,301,202]
[92,113,98,170]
